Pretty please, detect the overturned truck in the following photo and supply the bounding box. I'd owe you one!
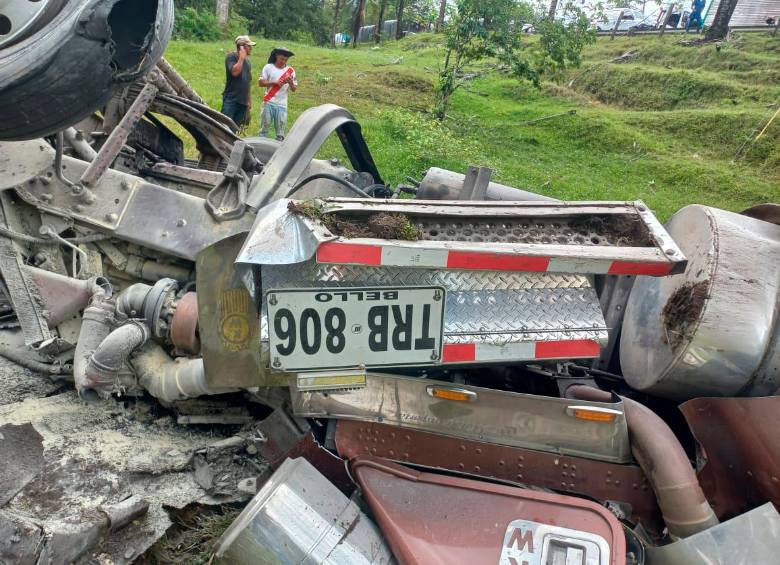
[1,1,780,564]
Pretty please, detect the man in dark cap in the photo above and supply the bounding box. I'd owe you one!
[221,35,256,128]
[257,47,298,140]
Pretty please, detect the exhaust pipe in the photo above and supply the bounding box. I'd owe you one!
[132,342,235,402]
[73,281,114,400]
[565,385,718,538]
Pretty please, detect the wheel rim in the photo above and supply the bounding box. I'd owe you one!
[0,0,55,49]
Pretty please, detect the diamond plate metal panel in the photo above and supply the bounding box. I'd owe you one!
[259,260,608,350]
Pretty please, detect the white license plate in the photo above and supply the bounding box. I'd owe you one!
[267,286,445,371]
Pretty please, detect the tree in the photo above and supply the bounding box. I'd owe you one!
[332,0,343,45]
[433,0,594,121]
[396,0,406,39]
[706,0,739,40]
[216,0,230,25]
[435,0,446,32]
[352,0,367,46]
[375,0,390,42]
[548,0,558,19]
[234,0,328,44]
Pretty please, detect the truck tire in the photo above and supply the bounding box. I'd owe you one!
[0,0,173,141]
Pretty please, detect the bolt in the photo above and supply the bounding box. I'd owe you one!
[40,193,53,202]
[272,358,281,368]
[37,175,50,185]
[105,213,118,223]
[433,290,442,301]
[268,294,277,306]
[81,191,96,205]
[665,248,675,256]
[176,218,187,227]
[430,351,439,361]
[120,180,130,190]
[161,231,168,238]
[637,204,647,212]
[73,204,84,213]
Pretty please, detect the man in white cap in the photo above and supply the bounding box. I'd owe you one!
[221,35,257,129]
[258,47,297,140]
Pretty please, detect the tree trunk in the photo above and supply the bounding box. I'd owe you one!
[216,0,230,26]
[706,0,739,40]
[395,0,406,40]
[332,0,342,47]
[435,0,446,32]
[548,0,558,19]
[375,0,388,43]
[352,0,367,47]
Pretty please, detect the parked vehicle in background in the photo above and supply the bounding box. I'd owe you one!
[596,8,657,31]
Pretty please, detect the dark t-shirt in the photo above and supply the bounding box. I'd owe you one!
[223,52,252,105]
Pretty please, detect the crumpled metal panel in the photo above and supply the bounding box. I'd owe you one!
[260,261,608,347]
[646,503,780,565]
[680,396,780,520]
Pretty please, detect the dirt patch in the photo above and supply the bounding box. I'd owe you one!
[662,280,710,350]
[289,202,420,241]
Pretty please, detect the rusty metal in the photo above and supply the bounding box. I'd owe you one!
[80,82,158,188]
[567,385,718,538]
[680,396,780,521]
[335,420,662,531]
[157,57,206,105]
[352,456,626,565]
[170,291,200,354]
[253,409,353,494]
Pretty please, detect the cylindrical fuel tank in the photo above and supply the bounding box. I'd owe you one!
[620,205,780,400]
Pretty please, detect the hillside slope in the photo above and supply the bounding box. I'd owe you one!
[165,33,779,220]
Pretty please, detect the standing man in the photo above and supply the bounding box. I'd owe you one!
[686,0,706,32]
[221,35,256,129]
[258,47,298,141]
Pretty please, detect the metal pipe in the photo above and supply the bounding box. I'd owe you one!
[79,82,158,188]
[85,321,150,399]
[132,342,236,402]
[157,58,205,104]
[0,343,72,376]
[73,284,114,400]
[565,385,719,538]
[417,167,558,202]
[63,127,98,161]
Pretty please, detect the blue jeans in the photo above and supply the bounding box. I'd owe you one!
[221,97,248,129]
[687,10,703,31]
[260,102,287,140]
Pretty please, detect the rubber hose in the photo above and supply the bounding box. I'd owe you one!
[0,343,72,376]
[85,321,150,398]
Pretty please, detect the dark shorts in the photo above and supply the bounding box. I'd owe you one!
[221,97,248,129]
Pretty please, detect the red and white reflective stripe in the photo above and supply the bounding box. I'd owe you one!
[316,241,674,276]
[441,339,600,364]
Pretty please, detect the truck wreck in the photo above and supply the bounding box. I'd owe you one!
[1,1,780,564]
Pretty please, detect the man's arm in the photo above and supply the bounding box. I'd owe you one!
[230,47,247,77]
[288,72,298,92]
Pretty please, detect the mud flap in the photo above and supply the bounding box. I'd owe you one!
[197,234,287,387]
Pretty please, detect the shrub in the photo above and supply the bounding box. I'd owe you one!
[173,7,249,41]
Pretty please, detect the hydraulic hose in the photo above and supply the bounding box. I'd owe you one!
[0,343,72,376]
[73,282,114,400]
[565,385,719,539]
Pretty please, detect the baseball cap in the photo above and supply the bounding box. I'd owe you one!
[235,35,257,46]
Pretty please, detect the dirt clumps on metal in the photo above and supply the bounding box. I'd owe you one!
[662,280,709,349]
[288,201,420,240]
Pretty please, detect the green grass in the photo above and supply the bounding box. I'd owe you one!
[164,33,780,221]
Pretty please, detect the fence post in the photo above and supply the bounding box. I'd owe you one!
[774,16,779,36]
[611,11,625,40]
[659,3,674,36]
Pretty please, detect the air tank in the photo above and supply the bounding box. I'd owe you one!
[620,204,780,400]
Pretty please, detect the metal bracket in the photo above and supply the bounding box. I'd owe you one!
[205,141,253,221]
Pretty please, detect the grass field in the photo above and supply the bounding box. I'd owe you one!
[165,33,780,221]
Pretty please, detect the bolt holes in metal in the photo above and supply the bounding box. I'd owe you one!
[0,15,11,35]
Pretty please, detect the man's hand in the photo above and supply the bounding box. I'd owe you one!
[238,45,247,60]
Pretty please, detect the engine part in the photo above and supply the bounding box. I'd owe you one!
[0,0,173,141]
[213,457,394,564]
[620,205,780,399]
[132,342,233,402]
[116,277,177,339]
[646,503,780,565]
[170,292,200,355]
[292,372,631,463]
[417,166,559,202]
[680,396,780,521]
[63,127,98,161]
[335,420,662,531]
[73,287,115,399]
[566,385,718,539]
[352,456,625,565]
[22,266,110,328]
[85,320,150,398]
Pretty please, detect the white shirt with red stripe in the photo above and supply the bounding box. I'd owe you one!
[261,64,297,107]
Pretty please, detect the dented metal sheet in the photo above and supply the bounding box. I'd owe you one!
[293,373,631,463]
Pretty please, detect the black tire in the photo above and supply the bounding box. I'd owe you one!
[0,0,173,141]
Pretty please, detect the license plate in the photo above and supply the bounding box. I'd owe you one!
[267,286,445,371]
